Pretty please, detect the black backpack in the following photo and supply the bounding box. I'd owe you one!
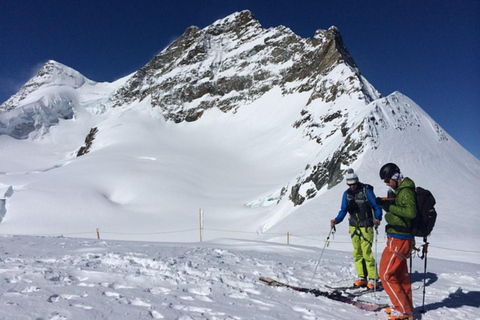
[409,187,437,313]
[386,186,437,238]
[411,187,437,238]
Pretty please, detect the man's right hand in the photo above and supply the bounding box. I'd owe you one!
[330,219,336,227]
[375,197,395,211]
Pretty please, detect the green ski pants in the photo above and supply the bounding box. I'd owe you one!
[349,225,378,280]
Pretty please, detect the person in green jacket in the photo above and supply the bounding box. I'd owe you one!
[375,163,416,320]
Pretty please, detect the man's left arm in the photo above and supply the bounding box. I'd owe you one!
[390,188,417,220]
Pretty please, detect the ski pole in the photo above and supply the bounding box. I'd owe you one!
[409,255,412,282]
[374,223,378,298]
[421,238,429,313]
[311,225,335,284]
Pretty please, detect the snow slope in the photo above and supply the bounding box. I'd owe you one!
[0,235,479,320]
[1,83,478,263]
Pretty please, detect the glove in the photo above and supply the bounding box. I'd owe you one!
[375,197,395,212]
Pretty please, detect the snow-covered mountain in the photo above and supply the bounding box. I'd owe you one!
[0,10,479,265]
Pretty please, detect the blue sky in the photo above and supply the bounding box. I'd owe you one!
[1,0,479,159]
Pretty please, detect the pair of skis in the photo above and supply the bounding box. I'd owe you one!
[259,277,388,312]
[324,284,382,297]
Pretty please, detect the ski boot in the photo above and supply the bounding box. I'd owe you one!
[367,279,380,290]
[387,309,414,320]
[353,278,367,288]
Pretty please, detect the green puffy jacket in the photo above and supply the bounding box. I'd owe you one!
[385,177,417,236]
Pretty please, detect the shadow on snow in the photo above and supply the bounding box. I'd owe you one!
[415,288,480,318]
[410,271,438,287]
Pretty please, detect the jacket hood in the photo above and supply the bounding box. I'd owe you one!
[396,177,415,193]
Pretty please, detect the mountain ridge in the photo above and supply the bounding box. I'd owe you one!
[111,10,377,123]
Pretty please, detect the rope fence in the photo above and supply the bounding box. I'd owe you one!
[1,208,479,255]
[99,228,198,236]
[1,228,478,254]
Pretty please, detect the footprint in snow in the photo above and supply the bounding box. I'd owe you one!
[5,276,19,284]
[250,298,275,308]
[104,291,122,299]
[227,292,249,299]
[77,282,95,287]
[48,293,86,302]
[129,298,151,307]
[150,310,164,319]
[61,294,83,300]
[179,296,195,301]
[101,282,133,290]
[71,303,93,310]
[149,287,171,295]
[20,286,40,293]
[291,305,317,318]
[49,313,68,320]
[172,304,213,314]
[187,286,211,296]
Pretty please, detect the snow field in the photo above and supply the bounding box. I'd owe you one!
[0,235,479,320]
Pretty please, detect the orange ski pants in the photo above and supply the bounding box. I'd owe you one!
[379,236,413,314]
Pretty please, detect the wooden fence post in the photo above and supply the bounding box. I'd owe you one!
[199,209,203,242]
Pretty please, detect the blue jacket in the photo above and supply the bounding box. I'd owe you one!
[334,182,382,224]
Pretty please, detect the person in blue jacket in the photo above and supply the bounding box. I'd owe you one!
[331,169,382,289]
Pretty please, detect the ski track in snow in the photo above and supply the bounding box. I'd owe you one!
[0,236,479,320]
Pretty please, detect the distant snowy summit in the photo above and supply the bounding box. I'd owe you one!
[0,10,466,205]
[0,60,122,139]
[1,60,90,112]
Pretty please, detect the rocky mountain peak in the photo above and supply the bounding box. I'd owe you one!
[312,26,357,70]
[112,11,372,124]
[207,10,261,35]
